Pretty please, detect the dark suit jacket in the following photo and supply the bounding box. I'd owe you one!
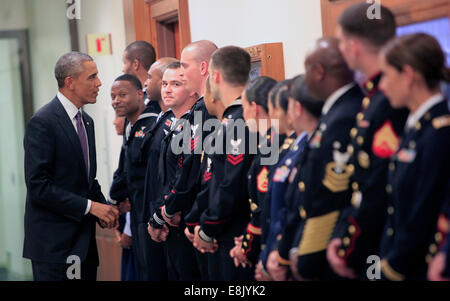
[23,96,106,264]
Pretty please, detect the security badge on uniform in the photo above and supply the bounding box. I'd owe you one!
[322,142,354,193]
[134,126,146,138]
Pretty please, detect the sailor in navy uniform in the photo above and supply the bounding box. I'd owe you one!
[197,99,255,280]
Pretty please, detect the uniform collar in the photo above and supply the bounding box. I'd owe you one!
[406,94,444,131]
[322,83,354,115]
[57,91,81,121]
[361,72,382,96]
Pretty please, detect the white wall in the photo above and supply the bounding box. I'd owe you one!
[26,0,72,111]
[77,0,127,198]
[188,0,323,78]
[0,0,27,30]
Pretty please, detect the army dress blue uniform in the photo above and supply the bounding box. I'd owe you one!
[379,95,450,280]
[332,74,408,277]
[258,132,305,273]
[198,98,255,280]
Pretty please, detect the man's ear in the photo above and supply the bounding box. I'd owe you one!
[315,64,325,81]
[200,61,208,76]
[213,70,221,84]
[133,59,140,71]
[137,89,144,99]
[64,76,74,90]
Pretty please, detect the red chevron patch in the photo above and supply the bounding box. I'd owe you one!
[227,154,244,165]
[191,137,199,151]
[203,171,212,181]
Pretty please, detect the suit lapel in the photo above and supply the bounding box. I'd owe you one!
[52,97,89,180]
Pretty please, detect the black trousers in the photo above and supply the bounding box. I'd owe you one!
[164,226,201,281]
[32,239,98,281]
[132,222,168,280]
[210,238,254,281]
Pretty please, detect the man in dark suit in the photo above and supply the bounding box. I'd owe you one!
[23,52,119,281]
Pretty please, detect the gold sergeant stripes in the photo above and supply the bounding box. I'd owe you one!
[380,259,405,281]
[247,223,262,235]
[298,211,340,256]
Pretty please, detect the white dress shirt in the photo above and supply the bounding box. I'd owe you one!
[57,91,92,215]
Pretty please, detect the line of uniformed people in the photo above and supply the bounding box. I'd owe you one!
[110,2,450,281]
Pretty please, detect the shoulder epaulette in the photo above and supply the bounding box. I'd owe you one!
[432,115,450,129]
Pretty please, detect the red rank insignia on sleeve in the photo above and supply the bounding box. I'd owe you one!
[227,154,243,165]
[372,120,399,158]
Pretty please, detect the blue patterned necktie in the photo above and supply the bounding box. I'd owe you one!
[75,111,89,177]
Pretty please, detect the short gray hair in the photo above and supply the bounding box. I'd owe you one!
[54,52,93,88]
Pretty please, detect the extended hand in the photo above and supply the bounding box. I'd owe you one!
[91,202,119,228]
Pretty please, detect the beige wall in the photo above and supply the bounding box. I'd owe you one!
[77,0,127,198]
[187,0,323,78]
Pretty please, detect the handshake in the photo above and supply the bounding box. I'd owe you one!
[89,201,120,229]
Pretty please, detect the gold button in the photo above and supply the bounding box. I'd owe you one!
[277,234,282,241]
[338,249,346,257]
[241,248,245,253]
[347,145,354,155]
[389,162,395,171]
[347,164,355,173]
[415,122,421,131]
[298,181,305,192]
[387,206,394,215]
[350,128,357,138]
[366,81,374,91]
[343,237,350,246]
[429,244,437,254]
[348,225,356,234]
[246,234,251,240]
[357,136,364,145]
[363,97,370,108]
[352,182,359,191]
[250,213,253,218]
[435,232,443,243]
[357,112,364,122]
[387,228,394,236]
[386,184,392,194]
[426,255,433,263]
[299,207,307,219]
[248,198,252,203]
[243,241,248,247]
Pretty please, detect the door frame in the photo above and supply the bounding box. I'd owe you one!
[0,30,34,124]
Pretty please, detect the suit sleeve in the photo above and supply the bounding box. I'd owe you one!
[24,116,87,222]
